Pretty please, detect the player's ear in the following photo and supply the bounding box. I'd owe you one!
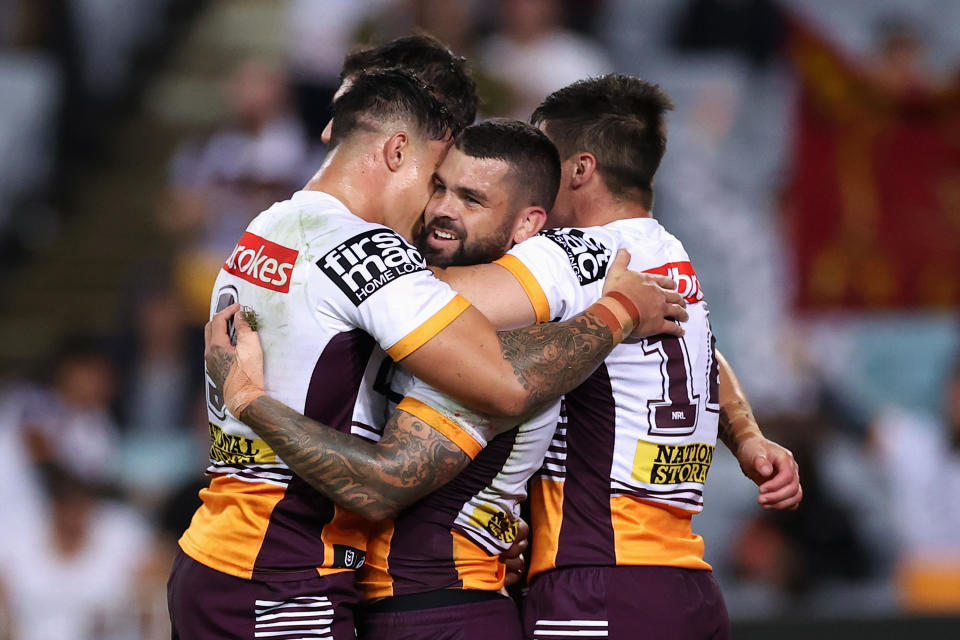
[512,205,547,244]
[383,131,409,172]
[570,152,597,189]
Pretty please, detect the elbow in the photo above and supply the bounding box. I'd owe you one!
[356,504,399,521]
[484,386,530,419]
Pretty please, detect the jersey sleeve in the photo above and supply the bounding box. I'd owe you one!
[311,227,471,360]
[395,379,520,459]
[493,229,614,323]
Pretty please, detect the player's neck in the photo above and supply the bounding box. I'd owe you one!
[572,190,652,227]
[302,148,386,225]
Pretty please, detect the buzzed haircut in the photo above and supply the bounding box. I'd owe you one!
[454,119,561,213]
[531,74,674,210]
[329,68,455,149]
[341,35,477,136]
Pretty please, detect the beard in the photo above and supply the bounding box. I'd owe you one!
[415,216,515,268]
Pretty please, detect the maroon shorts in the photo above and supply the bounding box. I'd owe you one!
[524,566,730,640]
[357,592,523,640]
[167,549,360,639]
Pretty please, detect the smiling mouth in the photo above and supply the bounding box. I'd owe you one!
[431,228,459,241]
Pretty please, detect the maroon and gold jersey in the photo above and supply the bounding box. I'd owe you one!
[179,190,470,581]
[494,221,719,578]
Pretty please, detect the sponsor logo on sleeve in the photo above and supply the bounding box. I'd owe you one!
[539,228,612,285]
[644,261,704,303]
[317,229,428,305]
[224,232,298,293]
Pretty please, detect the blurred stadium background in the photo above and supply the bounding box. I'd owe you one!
[0,0,958,637]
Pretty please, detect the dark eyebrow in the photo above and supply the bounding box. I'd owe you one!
[455,185,488,205]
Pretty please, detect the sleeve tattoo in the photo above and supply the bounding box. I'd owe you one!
[240,396,470,520]
[497,305,614,413]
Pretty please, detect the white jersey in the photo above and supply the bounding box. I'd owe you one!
[179,190,471,580]
[493,219,720,575]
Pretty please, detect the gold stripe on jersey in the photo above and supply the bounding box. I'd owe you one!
[493,254,551,323]
[386,294,472,361]
[452,530,506,591]
[208,422,277,465]
[178,476,286,579]
[321,504,375,571]
[528,478,563,578]
[528,479,712,579]
[359,520,396,599]
[397,397,484,459]
[610,496,711,570]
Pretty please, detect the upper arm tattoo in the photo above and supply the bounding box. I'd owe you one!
[496,306,614,413]
[240,398,470,519]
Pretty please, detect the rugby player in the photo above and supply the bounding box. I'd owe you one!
[320,34,477,149]
[172,70,686,640]
[440,75,801,639]
[207,107,800,640]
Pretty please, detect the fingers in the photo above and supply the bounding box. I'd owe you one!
[760,483,803,510]
[233,308,253,343]
[753,453,774,478]
[662,288,686,307]
[503,553,525,588]
[757,468,797,494]
[650,274,677,290]
[657,320,685,338]
[609,249,631,273]
[666,303,689,323]
[208,303,240,348]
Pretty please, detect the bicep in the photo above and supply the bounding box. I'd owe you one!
[398,305,527,416]
[437,263,537,330]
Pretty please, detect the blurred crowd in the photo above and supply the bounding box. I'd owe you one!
[0,0,959,637]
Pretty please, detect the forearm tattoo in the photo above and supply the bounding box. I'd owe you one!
[497,306,615,414]
[206,345,233,391]
[240,398,470,520]
[718,398,758,457]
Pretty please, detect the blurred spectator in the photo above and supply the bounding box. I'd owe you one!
[480,0,611,118]
[869,357,960,612]
[0,463,152,640]
[114,284,202,435]
[21,335,119,484]
[161,57,309,322]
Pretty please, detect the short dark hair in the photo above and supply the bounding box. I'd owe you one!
[329,68,455,148]
[341,34,477,136]
[531,74,674,209]
[454,119,560,212]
